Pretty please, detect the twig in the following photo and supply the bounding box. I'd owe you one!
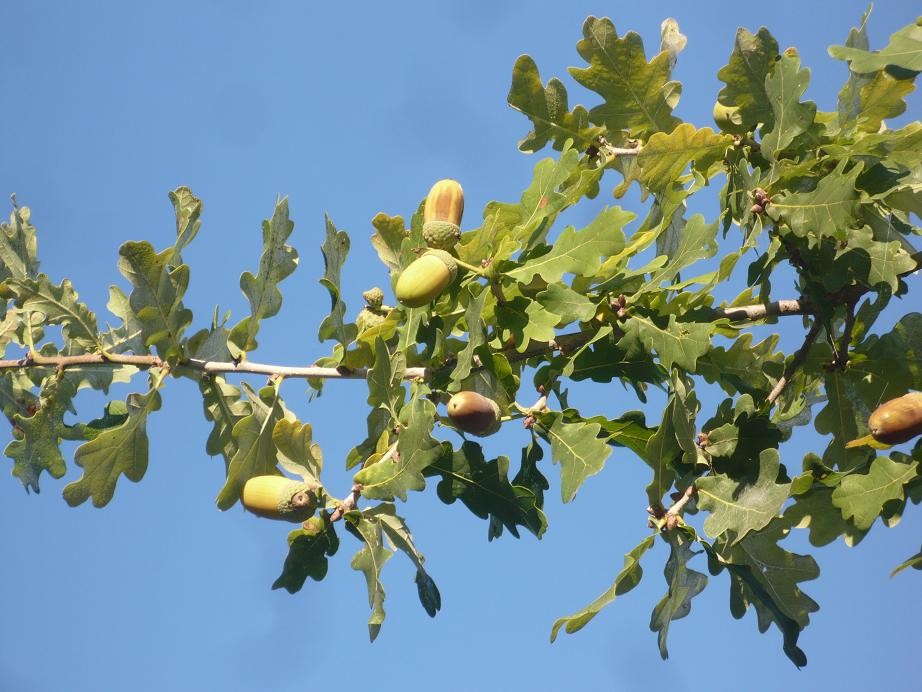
[829,298,857,371]
[767,317,824,405]
[664,486,696,530]
[713,298,811,321]
[330,483,363,522]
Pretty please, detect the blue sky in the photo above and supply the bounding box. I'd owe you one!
[2,2,921,691]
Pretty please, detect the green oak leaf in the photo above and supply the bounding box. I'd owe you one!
[849,313,922,408]
[835,7,873,129]
[716,27,780,131]
[272,519,339,593]
[9,275,99,353]
[507,206,632,284]
[643,373,698,508]
[199,375,250,466]
[537,411,612,503]
[369,212,408,274]
[228,196,298,354]
[507,54,601,152]
[318,215,358,351]
[536,283,595,326]
[494,296,559,353]
[367,336,405,416]
[697,333,781,397]
[697,448,791,542]
[101,286,147,355]
[354,394,443,501]
[784,485,867,547]
[627,315,713,372]
[216,380,290,510]
[640,214,718,291]
[637,124,732,192]
[273,419,323,483]
[769,160,861,243]
[426,441,547,540]
[761,53,817,160]
[345,511,394,642]
[117,240,192,361]
[62,388,162,507]
[569,16,681,137]
[650,531,708,660]
[449,286,488,386]
[513,146,583,249]
[0,204,39,283]
[828,18,922,73]
[832,453,919,530]
[168,186,202,258]
[857,71,916,133]
[346,407,392,471]
[550,534,655,641]
[4,374,78,492]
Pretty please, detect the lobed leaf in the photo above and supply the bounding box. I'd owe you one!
[650,531,708,659]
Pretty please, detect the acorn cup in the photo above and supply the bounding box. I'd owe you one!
[447,391,502,437]
[395,250,458,307]
[422,179,464,251]
[242,475,317,522]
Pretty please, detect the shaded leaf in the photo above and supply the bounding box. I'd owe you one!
[427,441,547,540]
[769,160,861,243]
[199,376,250,465]
[346,511,393,642]
[273,418,323,482]
[857,71,916,133]
[272,519,339,593]
[761,53,817,159]
[650,531,708,659]
[717,27,779,131]
[369,212,408,274]
[537,412,612,503]
[9,276,99,353]
[0,204,39,283]
[627,315,713,373]
[449,286,488,386]
[168,186,202,258]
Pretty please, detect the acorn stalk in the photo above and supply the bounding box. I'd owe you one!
[242,476,317,522]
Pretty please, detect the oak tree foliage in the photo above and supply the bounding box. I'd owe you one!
[2,11,921,666]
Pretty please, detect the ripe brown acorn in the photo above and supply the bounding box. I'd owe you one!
[422,179,464,251]
[242,475,317,522]
[394,250,458,307]
[447,391,501,436]
[868,392,922,445]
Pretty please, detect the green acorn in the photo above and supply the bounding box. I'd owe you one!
[422,179,464,251]
[712,101,747,135]
[242,476,317,522]
[395,250,458,307]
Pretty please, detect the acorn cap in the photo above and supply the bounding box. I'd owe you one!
[362,287,385,309]
[423,220,461,251]
[242,476,317,522]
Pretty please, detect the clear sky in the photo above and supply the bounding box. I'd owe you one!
[1,2,920,691]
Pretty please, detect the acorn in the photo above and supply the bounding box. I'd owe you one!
[242,476,317,522]
[712,101,747,135]
[422,179,464,251]
[394,250,458,308]
[868,392,922,445]
[447,391,501,436]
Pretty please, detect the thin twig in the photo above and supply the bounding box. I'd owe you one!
[664,486,696,530]
[830,298,858,371]
[330,483,364,522]
[767,317,824,405]
[713,298,811,321]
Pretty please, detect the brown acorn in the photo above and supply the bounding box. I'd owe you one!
[447,391,501,436]
[242,476,317,522]
[422,179,464,251]
[394,250,458,307]
[868,392,922,445]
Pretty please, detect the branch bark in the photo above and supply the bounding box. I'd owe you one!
[766,317,824,405]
